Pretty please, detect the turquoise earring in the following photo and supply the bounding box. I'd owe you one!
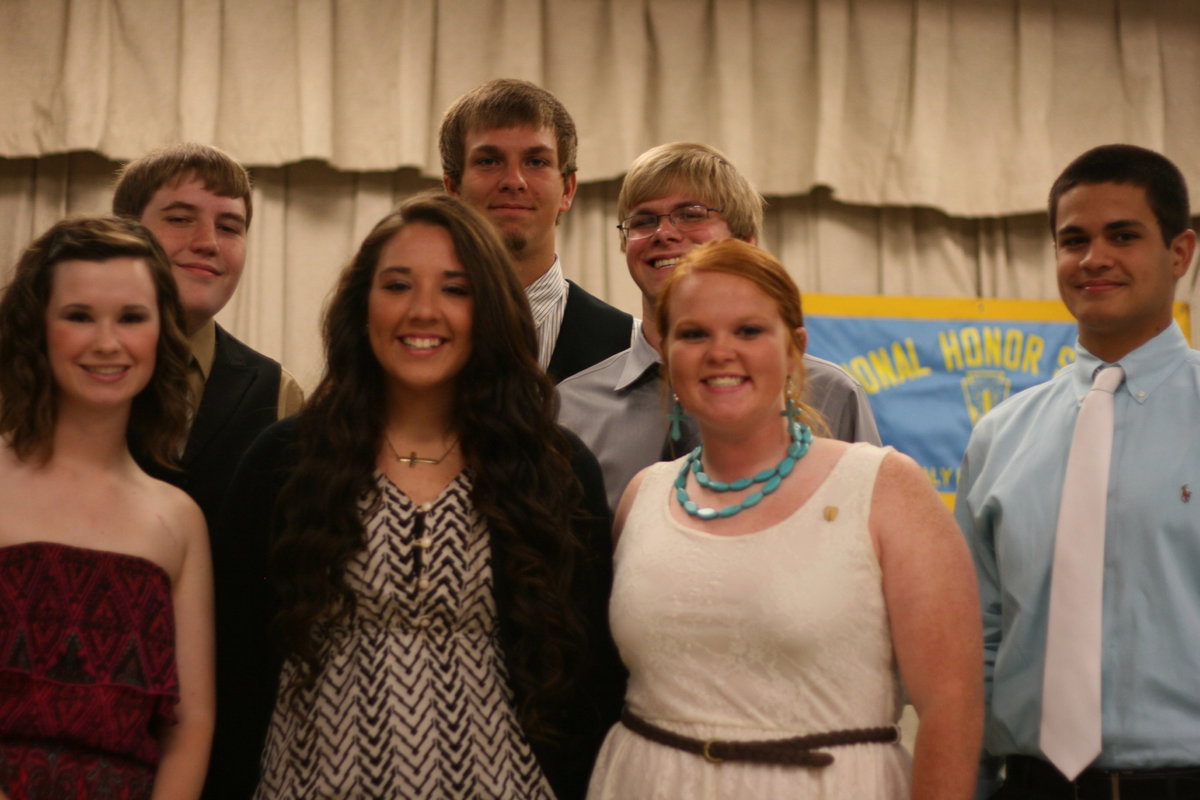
[668,394,687,442]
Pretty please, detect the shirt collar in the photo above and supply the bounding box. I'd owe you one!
[1072,321,1189,404]
[614,319,662,391]
[187,319,217,380]
[524,257,567,327]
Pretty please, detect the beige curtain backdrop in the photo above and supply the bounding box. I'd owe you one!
[2,0,1199,390]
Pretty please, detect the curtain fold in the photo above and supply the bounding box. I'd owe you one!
[3,0,1198,216]
[3,0,1199,391]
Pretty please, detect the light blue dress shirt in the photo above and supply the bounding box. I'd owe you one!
[955,322,1200,794]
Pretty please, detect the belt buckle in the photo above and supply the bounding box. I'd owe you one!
[702,740,724,764]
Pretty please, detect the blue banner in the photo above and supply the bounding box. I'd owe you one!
[804,296,1082,500]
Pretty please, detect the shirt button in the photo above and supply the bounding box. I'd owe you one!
[1137,390,1146,399]
[416,617,431,628]
[417,536,433,549]
[418,578,430,591]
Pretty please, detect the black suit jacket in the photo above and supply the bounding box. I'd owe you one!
[546,280,634,383]
[146,324,283,531]
[152,325,283,800]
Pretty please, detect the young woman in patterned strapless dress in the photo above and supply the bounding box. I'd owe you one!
[217,194,622,800]
[0,216,214,800]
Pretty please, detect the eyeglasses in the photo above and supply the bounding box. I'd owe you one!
[617,205,723,240]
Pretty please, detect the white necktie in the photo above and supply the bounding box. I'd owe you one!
[1040,364,1124,780]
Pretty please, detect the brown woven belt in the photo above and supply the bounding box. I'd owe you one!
[620,708,900,767]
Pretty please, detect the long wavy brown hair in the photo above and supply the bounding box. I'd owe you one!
[0,215,191,466]
[270,192,587,742]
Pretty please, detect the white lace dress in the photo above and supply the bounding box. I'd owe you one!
[587,443,911,799]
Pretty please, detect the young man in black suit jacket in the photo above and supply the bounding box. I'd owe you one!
[440,79,633,382]
[113,143,304,799]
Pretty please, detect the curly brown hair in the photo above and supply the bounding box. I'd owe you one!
[271,192,587,742]
[0,215,192,466]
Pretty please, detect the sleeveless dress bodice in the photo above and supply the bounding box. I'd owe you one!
[587,443,910,799]
[255,470,554,799]
[0,542,179,800]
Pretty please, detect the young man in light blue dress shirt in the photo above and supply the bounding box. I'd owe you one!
[558,142,879,511]
[955,144,1200,799]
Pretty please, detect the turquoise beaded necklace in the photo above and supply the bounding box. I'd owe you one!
[674,419,813,520]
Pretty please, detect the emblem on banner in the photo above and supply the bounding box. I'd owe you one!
[962,370,1012,425]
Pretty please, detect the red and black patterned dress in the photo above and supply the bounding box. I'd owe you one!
[0,542,179,800]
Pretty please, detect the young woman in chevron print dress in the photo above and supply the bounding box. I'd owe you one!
[218,194,622,800]
[0,216,215,800]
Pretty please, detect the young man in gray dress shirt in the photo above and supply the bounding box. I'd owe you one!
[558,142,880,510]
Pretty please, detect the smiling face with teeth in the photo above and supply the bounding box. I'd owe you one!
[663,267,798,437]
[367,222,475,401]
[45,257,161,413]
[624,190,739,328]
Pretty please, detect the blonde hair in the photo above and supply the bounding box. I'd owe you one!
[618,142,763,250]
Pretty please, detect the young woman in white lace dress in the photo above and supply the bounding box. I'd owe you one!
[586,239,982,800]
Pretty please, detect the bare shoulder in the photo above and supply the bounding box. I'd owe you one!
[131,471,208,580]
[870,448,958,546]
[874,447,934,495]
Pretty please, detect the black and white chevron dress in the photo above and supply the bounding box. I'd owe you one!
[255,470,555,799]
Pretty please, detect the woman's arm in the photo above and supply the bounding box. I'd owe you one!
[151,498,216,800]
[871,450,983,800]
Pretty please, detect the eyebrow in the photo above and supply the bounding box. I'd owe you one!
[469,143,555,159]
[377,266,470,279]
[158,200,247,226]
[1056,218,1148,239]
[57,302,153,312]
[633,199,706,214]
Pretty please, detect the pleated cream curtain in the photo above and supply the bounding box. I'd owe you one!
[2,0,1199,390]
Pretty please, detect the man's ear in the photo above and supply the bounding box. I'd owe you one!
[1170,228,1197,281]
[559,171,579,213]
[442,174,460,197]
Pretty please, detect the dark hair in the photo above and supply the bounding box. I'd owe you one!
[113,142,253,229]
[655,238,825,432]
[0,215,191,466]
[439,79,578,186]
[271,192,586,741]
[1048,144,1191,245]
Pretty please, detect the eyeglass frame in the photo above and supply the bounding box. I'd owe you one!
[616,204,724,240]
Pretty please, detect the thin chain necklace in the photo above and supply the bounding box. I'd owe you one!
[675,420,813,520]
[384,434,460,468]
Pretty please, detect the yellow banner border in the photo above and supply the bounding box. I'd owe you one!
[803,294,1190,338]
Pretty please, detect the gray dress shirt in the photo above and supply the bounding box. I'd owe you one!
[557,321,882,511]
